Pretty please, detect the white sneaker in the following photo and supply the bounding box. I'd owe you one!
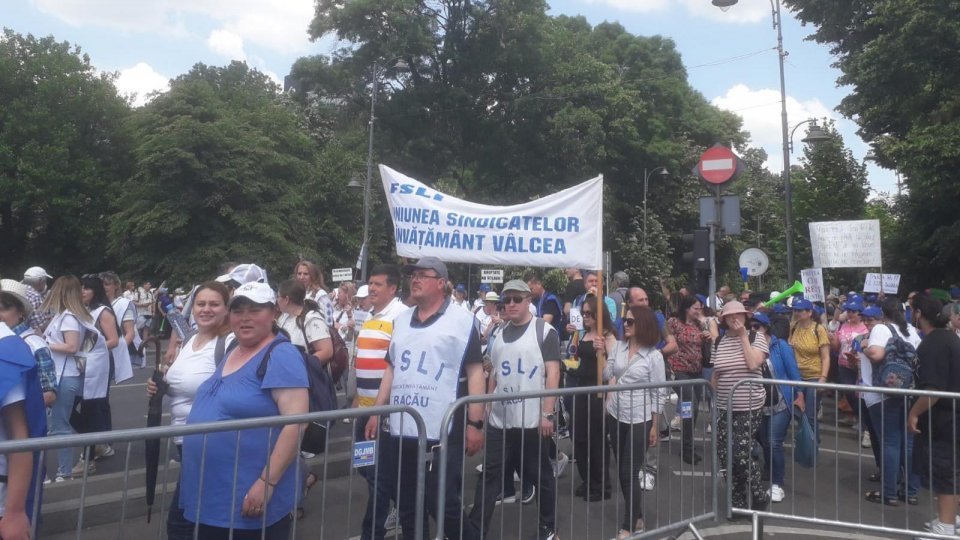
[639,472,655,491]
[553,452,569,478]
[384,506,399,530]
[923,516,960,531]
[861,431,871,448]
[670,416,682,431]
[917,519,956,539]
[769,484,785,503]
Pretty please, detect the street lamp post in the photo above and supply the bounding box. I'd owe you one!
[350,59,408,284]
[642,166,669,248]
[714,0,831,282]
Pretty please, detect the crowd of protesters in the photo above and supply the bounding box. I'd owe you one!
[1,262,959,539]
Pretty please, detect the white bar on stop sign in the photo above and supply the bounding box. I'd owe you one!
[701,158,734,171]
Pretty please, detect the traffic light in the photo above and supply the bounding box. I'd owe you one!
[682,228,710,271]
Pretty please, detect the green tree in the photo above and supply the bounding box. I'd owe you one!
[109,62,359,284]
[783,0,960,288]
[789,121,869,291]
[304,4,746,279]
[0,29,131,276]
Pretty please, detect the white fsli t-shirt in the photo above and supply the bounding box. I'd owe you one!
[488,318,560,430]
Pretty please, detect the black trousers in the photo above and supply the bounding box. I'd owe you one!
[469,427,556,537]
[572,392,610,495]
[384,433,470,540]
[609,417,651,532]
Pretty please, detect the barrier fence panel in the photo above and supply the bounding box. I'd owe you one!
[726,379,960,540]
[434,380,715,540]
[0,405,428,540]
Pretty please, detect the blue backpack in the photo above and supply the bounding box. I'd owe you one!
[873,324,918,390]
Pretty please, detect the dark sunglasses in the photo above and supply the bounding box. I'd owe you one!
[750,323,764,330]
[582,311,595,318]
[623,318,635,326]
[502,295,526,305]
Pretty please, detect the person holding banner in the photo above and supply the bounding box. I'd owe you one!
[569,295,616,501]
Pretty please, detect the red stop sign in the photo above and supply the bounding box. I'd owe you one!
[697,145,738,184]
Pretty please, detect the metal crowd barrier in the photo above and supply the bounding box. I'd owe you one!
[726,379,960,540]
[435,380,716,540]
[0,405,427,540]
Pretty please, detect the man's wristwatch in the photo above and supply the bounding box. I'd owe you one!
[541,412,555,421]
[466,418,484,430]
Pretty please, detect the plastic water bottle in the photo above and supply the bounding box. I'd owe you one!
[159,294,193,341]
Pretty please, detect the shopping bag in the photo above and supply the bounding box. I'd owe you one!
[794,413,817,468]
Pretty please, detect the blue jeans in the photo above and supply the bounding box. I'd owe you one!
[49,375,82,477]
[871,398,920,500]
[758,408,792,487]
[800,378,820,443]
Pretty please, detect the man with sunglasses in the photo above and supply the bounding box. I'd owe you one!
[467,280,561,540]
[364,256,485,540]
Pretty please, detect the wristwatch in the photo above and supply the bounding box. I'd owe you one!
[466,418,484,430]
[541,412,555,421]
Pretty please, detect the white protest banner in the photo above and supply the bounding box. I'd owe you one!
[480,269,504,284]
[863,273,882,293]
[381,165,603,268]
[331,267,353,283]
[809,220,882,268]
[882,274,901,295]
[800,268,825,302]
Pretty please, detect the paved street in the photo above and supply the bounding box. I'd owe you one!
[39,387,941,539]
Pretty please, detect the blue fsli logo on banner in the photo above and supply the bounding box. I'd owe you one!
[353,440,376,468]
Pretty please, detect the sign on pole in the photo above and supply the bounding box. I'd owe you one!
[739,248,770,277]
[331,267,353,283]
[800,268,825,302]
[694,144,743,185]
[480,269,504,284]
[809,220,882,268]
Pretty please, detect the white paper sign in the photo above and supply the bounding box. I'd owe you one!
[332,268,353,283]
[800,268,825,302]
[809,220,882,268]
[568,307,584,331]
[863,273,882,293]
[381,165,603,268]
[882,274,901,295]
[480,269,504,284]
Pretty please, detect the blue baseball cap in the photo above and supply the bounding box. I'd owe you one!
[843,299,864,312]
[455,283,466,292]
[695,294,707,306]
[950,287,960,300]
[862,306,882,319]
[792,298,814,311]
[772,303,790,314]
[751,312,771,327]
[478,283,491,293]
[864,293,879,304]
[814,304,825,317]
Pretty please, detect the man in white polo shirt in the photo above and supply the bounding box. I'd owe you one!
[468,280,560,540]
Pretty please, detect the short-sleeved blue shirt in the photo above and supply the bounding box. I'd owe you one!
[179,336,309,529]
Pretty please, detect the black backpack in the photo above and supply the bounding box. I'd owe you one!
[222,335,336,453]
